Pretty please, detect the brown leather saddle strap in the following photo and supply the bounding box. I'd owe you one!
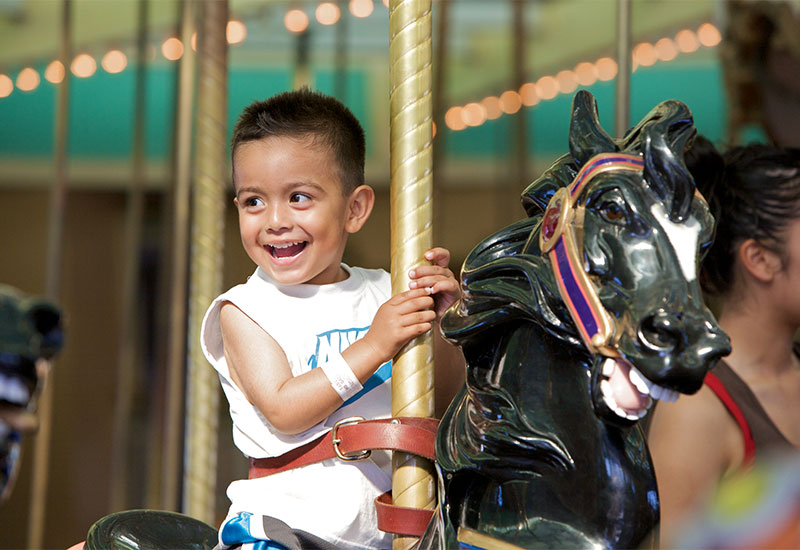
[248,416,439,537]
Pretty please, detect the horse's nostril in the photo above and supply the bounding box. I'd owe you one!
[638,310,682,351]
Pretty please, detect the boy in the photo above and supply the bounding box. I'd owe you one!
[201,88,462,549]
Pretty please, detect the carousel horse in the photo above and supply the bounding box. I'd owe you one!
[416,90,731,549]
[0,285,62,504]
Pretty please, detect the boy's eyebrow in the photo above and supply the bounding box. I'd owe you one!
[235,181,328,199]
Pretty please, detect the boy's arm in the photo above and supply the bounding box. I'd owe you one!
[220,288,436,435]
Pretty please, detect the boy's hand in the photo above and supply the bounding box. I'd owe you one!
[408,247,461,318]
[361,288,436,365]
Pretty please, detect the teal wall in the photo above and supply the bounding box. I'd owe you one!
[0,59,725,162]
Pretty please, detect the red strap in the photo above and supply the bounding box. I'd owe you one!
[705,371,756,467]
[249,417,439,479]
[374,491,434,537]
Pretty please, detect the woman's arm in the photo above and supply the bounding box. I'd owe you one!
[647,385,743,546]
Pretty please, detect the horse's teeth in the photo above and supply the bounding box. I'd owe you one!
[602,358,615,377]
[660,388,679,403]
[628,366,652,395]
[649,383,663,400]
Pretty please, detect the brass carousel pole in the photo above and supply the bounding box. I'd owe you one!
[389,1,435,548]
[109,0,149,512]
[183,0,228,524]
[615,0,632,137]
[27,1,71,547]
[162,0,197,512]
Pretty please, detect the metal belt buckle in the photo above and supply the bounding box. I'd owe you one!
[331,416,372,462]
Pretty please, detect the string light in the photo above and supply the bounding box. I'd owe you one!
[596,57,618,81]
[444,106,466,131]
[71,53,97,78]
[101,50,127,73]
[316,2,340,26]
[16,67,40,92]
[574,61,598,86]
[227,20,247,44]
[162,37,184,61]
[44,61,65,84]
[675,29,699,53]
[462,102,487,127]
[697,23,722,47]
[350,0,374,18]
[0,74,14,97]
[481,96,503,119]
[536,75,559,100]
[519,83,539,107]
[499,90,522,114]
[555,70,578,94]
[285,9,309,33]
[655,37,678,61]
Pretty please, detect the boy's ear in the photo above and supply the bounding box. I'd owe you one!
[345,185,375,234]
[738,238,782,283]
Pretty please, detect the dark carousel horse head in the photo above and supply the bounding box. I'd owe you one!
[0,285,62,504]
[419,91,731,549]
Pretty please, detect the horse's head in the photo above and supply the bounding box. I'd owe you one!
[523,91,731,425]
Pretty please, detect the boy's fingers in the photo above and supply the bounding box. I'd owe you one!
[424,247,451,268]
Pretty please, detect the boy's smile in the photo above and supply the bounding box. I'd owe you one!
[233,136,361,286]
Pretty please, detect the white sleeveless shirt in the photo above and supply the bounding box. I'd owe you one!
[201,265,393,549]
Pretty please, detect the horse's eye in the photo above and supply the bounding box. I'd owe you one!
[600,201,626,222]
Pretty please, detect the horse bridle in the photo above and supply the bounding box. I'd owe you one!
[539,152,644,358]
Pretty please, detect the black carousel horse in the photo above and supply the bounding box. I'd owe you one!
[416,90,731,549]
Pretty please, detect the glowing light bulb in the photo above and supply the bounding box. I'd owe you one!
[633,42,657,68]
[519,83,539,107]
[462,102,487,127]
[45,61,65,83]
[556,70,578,94]
[596,57,618,81]
[71,54,97,78]
[285,9,309,33]
[675,29,699,53]
[444,106,466,131]
[499,90,522,114]
[16,67,40,92]
[101,50,127,73]
[227,20,247,44]
[574,61,598,86]
[350,0,374,18]
[481,96,503,119]
[316,2,340,25]
[536,75,559,100]
[697,23,722,47]
[0,74,14,98]
[162,37,184,61]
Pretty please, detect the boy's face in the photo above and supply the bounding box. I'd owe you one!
[233,136,354,286]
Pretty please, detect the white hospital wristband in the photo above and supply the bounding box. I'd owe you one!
[320,353,362,401]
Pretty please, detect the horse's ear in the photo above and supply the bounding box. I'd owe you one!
[568,90,618,166]
[521,154,577,216]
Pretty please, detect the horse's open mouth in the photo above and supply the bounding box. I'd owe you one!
[599,357,679,421]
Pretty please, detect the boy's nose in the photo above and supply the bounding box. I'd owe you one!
[265,203,291,232]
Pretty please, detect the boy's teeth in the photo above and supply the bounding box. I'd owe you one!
[273,241,302,249]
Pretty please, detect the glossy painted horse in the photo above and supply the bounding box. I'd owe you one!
[417,90,731,549]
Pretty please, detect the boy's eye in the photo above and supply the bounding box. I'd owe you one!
[244,196,264,208]
[290,193,311,203]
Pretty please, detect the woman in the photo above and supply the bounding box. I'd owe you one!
[648,142,800,545]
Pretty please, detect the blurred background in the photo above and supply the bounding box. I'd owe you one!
[1,0,798,547]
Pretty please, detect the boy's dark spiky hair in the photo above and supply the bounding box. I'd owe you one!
[232,87,365,193]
